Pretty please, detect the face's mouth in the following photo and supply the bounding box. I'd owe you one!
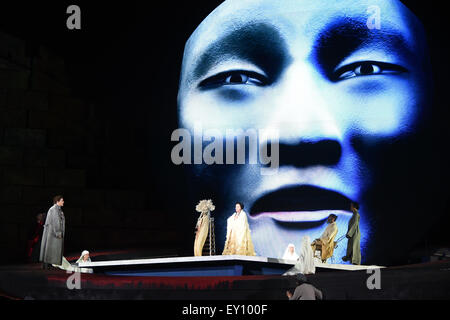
[249,185,353,223]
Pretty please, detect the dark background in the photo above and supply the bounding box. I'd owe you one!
[0,1,448,265]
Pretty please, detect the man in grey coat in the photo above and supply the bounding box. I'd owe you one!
[40,195,65,269]
[286,274,323,300]
[342,201,361,265]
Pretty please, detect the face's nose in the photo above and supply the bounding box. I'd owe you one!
[266,62,344,168]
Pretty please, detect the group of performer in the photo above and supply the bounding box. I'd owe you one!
[39,194,361,273]
[195,200,361,268]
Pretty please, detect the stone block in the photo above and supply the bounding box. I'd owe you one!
[63,207,83,227]
[67,226,108,248]
[28,110,64,129]
[37,46,66,76]
[49,95,87,121]
[30,72,70,95]
[47,129,86,152]
[66,153,98,169]
[45,168,86,187]
[82,208,122,228]
[0,204,41,224]
[21,186,63,206]
[121,210,168,228]
[23,91,50,110]
[4,167,44,186]
[66,189,104,208]
[0,185,22,204]
[0,107,27,127]
[0,146,23,165]
[0,88,6,107]
[0,223,19,245]
[104,190,146,210]
[0,67,29,90]
[0,32,29,67]
[5,89,49,110]
[23,148,65,168]
[4,128,46,147]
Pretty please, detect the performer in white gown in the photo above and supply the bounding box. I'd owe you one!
[53,250,94,273]
[311,214,338,262]
[282,243,300,261]
[283,236,316,275]
[222,202,256,256]
[76,250,93,273]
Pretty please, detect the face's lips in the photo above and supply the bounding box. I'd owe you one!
[249,185,353,222]
[254,210,350,222]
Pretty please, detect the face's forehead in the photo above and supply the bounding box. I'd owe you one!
[190,0,413,42]
[180,0,424,89]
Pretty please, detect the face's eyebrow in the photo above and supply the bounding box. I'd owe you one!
[311,17,413,78]
[189,22,292,83]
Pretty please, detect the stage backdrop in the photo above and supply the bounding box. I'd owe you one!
[0,0,448,266]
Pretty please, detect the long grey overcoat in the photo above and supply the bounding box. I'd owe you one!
[40,204,65,265]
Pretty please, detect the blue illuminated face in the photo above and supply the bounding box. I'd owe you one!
[178,0,431,263]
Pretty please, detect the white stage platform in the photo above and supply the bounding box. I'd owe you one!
[79,255,384,276]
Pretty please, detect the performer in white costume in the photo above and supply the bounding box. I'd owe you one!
[76,250,93,273]
[222,202,256,256]
[53,250,93,273]
[311,214,338,262]
[284,236,315,275]
[282,243,299,261]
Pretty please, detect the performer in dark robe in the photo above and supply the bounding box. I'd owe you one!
[342,202,361,265]
[40,195,65,268]
[26,213,45,263]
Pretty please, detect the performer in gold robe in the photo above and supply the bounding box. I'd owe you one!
[222,202,256,256]
[194,212,210,256]
[194,200,215,256]
[311,214,338,262]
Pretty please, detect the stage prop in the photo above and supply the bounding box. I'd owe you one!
[1,252,448,300]
[194,200,216,256]
[78,255,383,277]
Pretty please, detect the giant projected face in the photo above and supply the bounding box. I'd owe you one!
[177,0,432,264]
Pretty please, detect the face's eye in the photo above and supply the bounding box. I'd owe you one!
[225,73,250,84]
[198,70,269,89]
[334,61,407,81]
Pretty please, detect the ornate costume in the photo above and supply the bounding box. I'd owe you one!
[222,210,256,256]
[194,200,215,256]
[311,221,338,262]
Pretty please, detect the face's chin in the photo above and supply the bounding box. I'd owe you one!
[185,162,368,261]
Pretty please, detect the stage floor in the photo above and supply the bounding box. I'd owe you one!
[78,255,385,276]
[0,251,448,300]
